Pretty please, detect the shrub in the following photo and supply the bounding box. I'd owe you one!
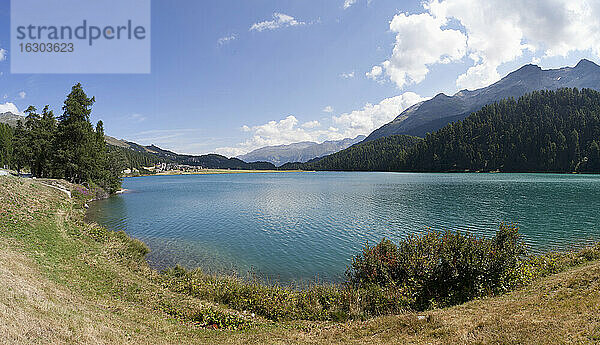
[161,226,600,321]
[347,224,527,310]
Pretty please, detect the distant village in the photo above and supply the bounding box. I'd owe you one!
[122,163,207,175]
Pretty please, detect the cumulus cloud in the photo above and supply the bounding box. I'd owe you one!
[216,92,427,156]
[340,71,355,79]
[217,34,237,46]
[371,11,466,89]
[18,91,26,99]
[216,116,325,156]
[332,92,426,139]
[427,0,600,89]
[374,0,600,90]
[302,120,321,128]
[343,0,358,9]
[365,65,383,80]
[250,13,305,32]
[0,102,23,115]
[0,48,6,61]
[323,106,334,113]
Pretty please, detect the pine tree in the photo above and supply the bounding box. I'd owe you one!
[0,123,14,169]
[54,83,96,183]
[38,106,57,177]
[12,120,29,175]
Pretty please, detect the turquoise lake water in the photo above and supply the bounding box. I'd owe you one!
[86,172,600,283]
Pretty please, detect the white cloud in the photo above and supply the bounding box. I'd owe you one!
[129,113,146,123]
[344,0,358,9]
[18,91,26,99]
[430,0,600,89]
[250,13,305,32]
[323,105,334,113]
[216,115,324,156]
[216,92,427,156]
[217,34,237,46]
[2,94,7,100]
[373,0,600,90]
[0,48,6,61]
[372,11,467,89]
[365,65,383,80]
[0,102,23,115]
[302,120,321,129]
[332,92,426,139]
[340,71,355,79]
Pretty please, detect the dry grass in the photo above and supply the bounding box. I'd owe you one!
[1,175,599,344]
[287,260,600,344]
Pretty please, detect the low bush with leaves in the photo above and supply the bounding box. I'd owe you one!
[162,224,600,321]
[347,224,527,310]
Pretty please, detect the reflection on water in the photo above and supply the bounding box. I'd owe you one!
[86,172,600,283]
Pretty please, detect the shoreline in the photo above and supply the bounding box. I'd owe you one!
[3,175,600,343]
[124,169,308,178]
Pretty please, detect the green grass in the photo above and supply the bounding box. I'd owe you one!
[1,175,600,344]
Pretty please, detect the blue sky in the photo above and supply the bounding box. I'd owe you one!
[1,0,599,156]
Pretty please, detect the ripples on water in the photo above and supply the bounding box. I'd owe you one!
[86,172,600,283]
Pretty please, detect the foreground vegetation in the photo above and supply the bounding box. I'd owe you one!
[1,176,600,344]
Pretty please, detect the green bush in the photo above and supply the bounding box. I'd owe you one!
[160,226,600,321]
[347,224,526,310]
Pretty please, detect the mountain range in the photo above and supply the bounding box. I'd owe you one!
[0,114,276,170]
[0,112,24,127]
[102,137,277,170]
[237,135,366,165]
[364,59,600,142]
[4,59,600,169]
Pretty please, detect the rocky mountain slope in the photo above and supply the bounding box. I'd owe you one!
[365,59,600,141]
[0,112,24,127]
[238,136,365,166]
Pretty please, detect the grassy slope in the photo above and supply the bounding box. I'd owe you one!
[0,176,599,344]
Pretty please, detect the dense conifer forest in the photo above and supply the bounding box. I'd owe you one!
[292,135,421,171]
[4,87,600,181]
[298,88,600,173]
[0,83,122,193]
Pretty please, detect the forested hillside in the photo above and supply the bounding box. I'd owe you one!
[299,88,600,173]
[0,84,122,192]
[365,59,600,142]
[290,135,421,171]
[404,88,600,173]
[1,110,276,174]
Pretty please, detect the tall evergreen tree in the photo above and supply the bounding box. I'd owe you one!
[12,120,29,175]
[37,105,57,177]
[54,83,96,183]
[0,123,14,169]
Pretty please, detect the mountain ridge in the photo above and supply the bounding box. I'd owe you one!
[0,112,275,170]
[238,135,366,166]
[364,59,600,142]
